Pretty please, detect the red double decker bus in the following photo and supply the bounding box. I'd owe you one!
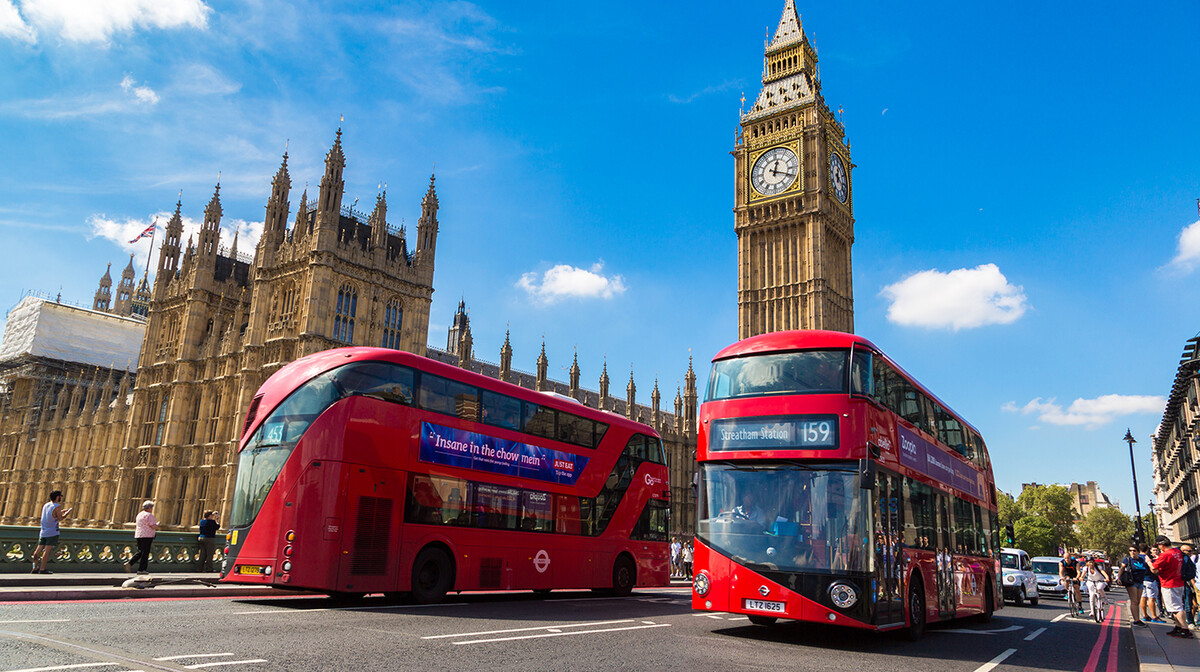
[692,331,1000,639]
[221,347,670,602]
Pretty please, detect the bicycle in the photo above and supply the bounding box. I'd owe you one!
[1086,581,1107,623]
[1065,579,1083,618]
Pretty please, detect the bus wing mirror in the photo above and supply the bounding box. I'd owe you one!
[858,457,876,490]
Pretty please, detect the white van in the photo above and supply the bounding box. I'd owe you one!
[1000,547,1039,606]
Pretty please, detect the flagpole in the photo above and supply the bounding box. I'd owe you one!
[144,220,155,280]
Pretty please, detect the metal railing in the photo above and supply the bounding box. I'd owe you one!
[1,525,224,573]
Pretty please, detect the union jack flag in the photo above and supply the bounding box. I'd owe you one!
[128,220,156,244]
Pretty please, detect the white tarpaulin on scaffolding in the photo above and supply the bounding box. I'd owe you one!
[0,296,144,370]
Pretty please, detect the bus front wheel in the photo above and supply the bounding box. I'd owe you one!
[903,579,926,641]
[411,546,454,604]
[612,555,636,597]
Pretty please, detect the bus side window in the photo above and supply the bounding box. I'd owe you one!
[556,494,581,535]
[481,390,521,431]
[419,374,479,421]
[648,436,666,465]
[625,435,648,462]
[523,403,555,441]
[850,349,872,396]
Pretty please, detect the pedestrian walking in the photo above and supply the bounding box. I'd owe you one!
[1142,544,1163,623]
[1120,545,1150,626]
[30,490,71,574]
[670,538,682,578]
[1150,535,1193,639]
[197,510,220,572]
[1181,543,1198,629]
[682,540,693,579]
[124,501,159,574]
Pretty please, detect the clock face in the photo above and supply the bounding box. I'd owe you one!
[830,152,848,203]
[751,147,799,197]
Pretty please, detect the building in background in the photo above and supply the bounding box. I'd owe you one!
[1152,335,1200,545]
[1067,481,1116,518]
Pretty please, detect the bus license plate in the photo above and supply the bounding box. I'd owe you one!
[236,565,263,575]
[744,598,785,613]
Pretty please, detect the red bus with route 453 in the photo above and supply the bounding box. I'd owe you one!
[692,330,1000,638]
[220,347,670,602]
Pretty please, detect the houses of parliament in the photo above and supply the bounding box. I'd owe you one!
[0,0,853,538]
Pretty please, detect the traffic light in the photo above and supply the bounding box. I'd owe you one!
[1004,524,1015,546]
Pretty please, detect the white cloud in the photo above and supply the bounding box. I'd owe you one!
[120,74,159,105]
[87,207,261,277]
[1002,394,1165,429]
[15,0,209,44]
[517,262,627,305]
[1167,219,1200,274]
[880,263,1028,330]
[0,0,36,43]
[667,79,740,105]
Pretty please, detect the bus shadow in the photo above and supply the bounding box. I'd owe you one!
[234,588,695,621]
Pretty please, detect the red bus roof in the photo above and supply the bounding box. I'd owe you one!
[244,347,658,448]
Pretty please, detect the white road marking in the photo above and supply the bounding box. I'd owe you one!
[4,665,118,672]
[423,619,635,639]
[153,654,233,661]
[728,616,749,621]
[0,620,70,625]
[1024,627,1046,641]
[184,661,267,670]
[1051,613,1069,623]
[453,622,671,645]
[972,648,1017,672]
[939,625,1024,635]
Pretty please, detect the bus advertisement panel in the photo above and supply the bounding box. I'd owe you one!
[692,330,1000,639]
[220,347,670,602]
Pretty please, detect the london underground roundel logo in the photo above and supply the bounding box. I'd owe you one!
[533,549,551,573]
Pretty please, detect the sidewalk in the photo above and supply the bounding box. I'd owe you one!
[0,571,308,602]
[1125,603,1200,672]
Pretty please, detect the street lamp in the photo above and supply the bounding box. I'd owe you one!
[1147,499,1157,538]
[1125,428,1145,545]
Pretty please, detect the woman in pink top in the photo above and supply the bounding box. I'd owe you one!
[124,500,159,574]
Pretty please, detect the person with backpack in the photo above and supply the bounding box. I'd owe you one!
[1120,545,1151,626]
[1151,536,1193,638]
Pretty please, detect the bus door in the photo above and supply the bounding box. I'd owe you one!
[873,471,904,625]
[337,464,404,594]
[935,493,956,619]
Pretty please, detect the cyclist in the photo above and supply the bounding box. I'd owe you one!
[1081,558,1110,619]
[1061,550,1083,615]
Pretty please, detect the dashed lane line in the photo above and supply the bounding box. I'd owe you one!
[422,619,635,639]
[152,655,233,662]
[971,648,1017,672]
[0,621,70,625]
[183,661,267,670]
[939,625,1024,635]
[4,664,119,672]
[452,622,671,645]
[1024,627,1046,641]
[1051,613,1069,623]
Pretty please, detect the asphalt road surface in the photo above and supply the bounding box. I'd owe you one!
[0,589,1136,672]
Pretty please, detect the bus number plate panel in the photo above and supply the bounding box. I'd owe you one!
[743,598,786,613]
[236,565,264,575]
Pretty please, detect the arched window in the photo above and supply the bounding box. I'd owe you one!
[381,297,403,349]
[334,284,357,343]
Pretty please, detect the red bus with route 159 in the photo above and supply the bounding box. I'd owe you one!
[220,347,670,602]
[692,330,1001,639]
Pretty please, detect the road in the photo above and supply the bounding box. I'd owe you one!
[0,590,1136,672]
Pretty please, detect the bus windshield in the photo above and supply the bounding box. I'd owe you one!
[706,349,871,401]
[698,462,871,573]
[230,361,416,528]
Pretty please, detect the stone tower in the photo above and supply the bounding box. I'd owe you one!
[734,0,854,338]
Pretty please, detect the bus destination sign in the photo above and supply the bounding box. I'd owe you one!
[708,415,838,452]
[419,422,589,485]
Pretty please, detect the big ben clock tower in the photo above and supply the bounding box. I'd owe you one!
[735,0,854,338]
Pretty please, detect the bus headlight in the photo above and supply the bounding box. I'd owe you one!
[263,565,273,576]
[694,572,711,597]
[829,582,858,609]
[282,561,292,572]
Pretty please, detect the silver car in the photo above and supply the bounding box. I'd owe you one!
[1032,556,1067,598]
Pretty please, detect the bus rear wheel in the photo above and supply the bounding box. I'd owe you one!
[903,579,926,641]
[611,555,636,597]
[411,546,454,604]
[747,614,777,626]
[976,582,994,623]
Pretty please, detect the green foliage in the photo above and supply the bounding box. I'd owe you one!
[1013,516,1056,557]
[997,490,1023,527]
[1017,484,1078,550]
[1077,508,1137,560]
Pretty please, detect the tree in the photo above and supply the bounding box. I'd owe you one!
[1014,516,1056,557]
[1017,484,1078,551]
[997,490,1023,527]
[1077,508,1135,560]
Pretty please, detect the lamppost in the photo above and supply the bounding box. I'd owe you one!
[1147,499,1157,538]
[1125,428,1145,545]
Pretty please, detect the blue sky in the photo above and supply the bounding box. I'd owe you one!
[1,0,1198,515]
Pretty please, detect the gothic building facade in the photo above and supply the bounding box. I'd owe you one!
[735,0,854,338]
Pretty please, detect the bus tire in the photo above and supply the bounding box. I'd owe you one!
[612,555,636,597]
[903,578,926,641]
[747,614,777,626]
[411,546,454,604]
[533,589,552,597]
[976,582,994,623]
